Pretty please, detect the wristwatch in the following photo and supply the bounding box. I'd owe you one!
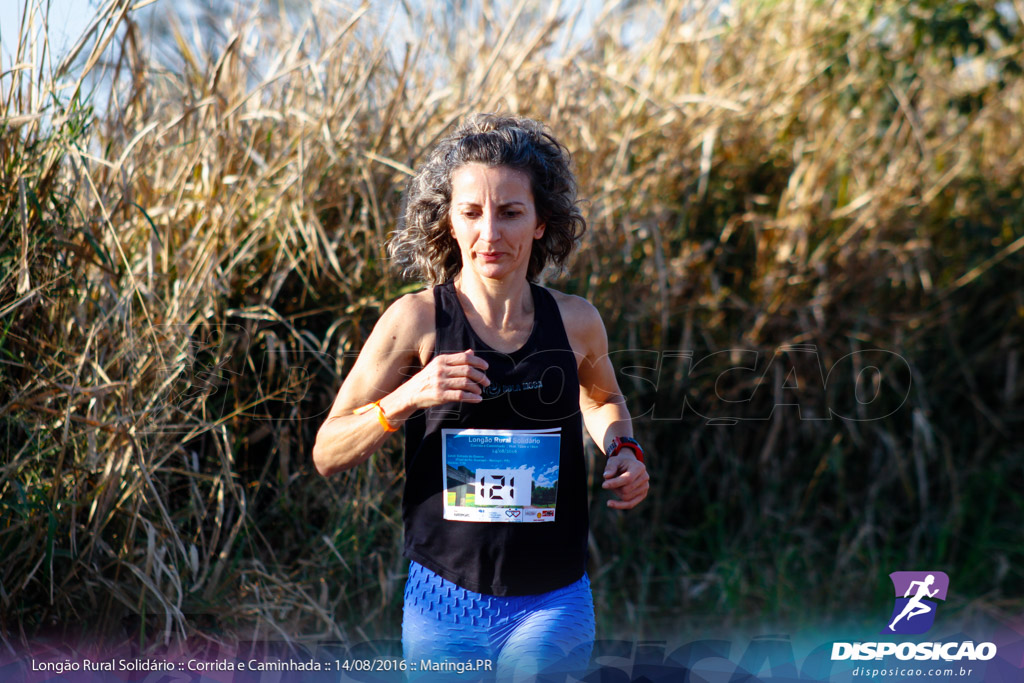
[607,436,644,464]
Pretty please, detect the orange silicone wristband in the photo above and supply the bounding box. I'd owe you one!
[354,400,399,432]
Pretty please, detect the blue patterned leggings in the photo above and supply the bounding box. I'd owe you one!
[402,561,595,681]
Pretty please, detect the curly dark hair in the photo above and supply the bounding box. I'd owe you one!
[388,113,586,284]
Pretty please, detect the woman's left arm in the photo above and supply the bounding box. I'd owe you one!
[561,295,650,510]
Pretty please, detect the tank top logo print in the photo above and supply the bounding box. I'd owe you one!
[441,428,560,523]
[482,379,544,398]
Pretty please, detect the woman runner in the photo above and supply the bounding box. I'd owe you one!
[313,113,650,680]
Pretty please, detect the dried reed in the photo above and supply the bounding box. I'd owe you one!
[1,0,1021,648]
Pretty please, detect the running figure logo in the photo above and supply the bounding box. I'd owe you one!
[882,571,950,635]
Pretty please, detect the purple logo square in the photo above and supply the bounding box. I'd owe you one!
[882,571,950,635]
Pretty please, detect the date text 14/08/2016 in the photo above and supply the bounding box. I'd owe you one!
[339,659,494,674]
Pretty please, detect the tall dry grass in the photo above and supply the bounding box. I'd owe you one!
[1,0,1022,650]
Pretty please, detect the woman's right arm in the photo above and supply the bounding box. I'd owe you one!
[312,292,490,476]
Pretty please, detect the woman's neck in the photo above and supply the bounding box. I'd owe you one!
[453,273,534,332]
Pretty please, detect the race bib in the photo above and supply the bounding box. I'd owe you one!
[441,428,560,523]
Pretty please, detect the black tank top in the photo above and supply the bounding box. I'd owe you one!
[402,281,588,596]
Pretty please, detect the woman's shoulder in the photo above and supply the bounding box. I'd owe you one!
[372,288,436,362]
[386,287,435,317]
[540,286,606,344]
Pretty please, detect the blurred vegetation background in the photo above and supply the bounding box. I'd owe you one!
[1,0,1022,652]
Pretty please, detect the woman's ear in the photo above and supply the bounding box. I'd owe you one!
[534,222,546,240]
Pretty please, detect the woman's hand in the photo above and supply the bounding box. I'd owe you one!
[601,454,649,510]
[394,349,490,412]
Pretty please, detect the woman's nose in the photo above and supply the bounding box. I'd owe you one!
[478,210,500,241]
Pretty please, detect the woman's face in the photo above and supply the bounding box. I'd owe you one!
[448,163,545,283]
